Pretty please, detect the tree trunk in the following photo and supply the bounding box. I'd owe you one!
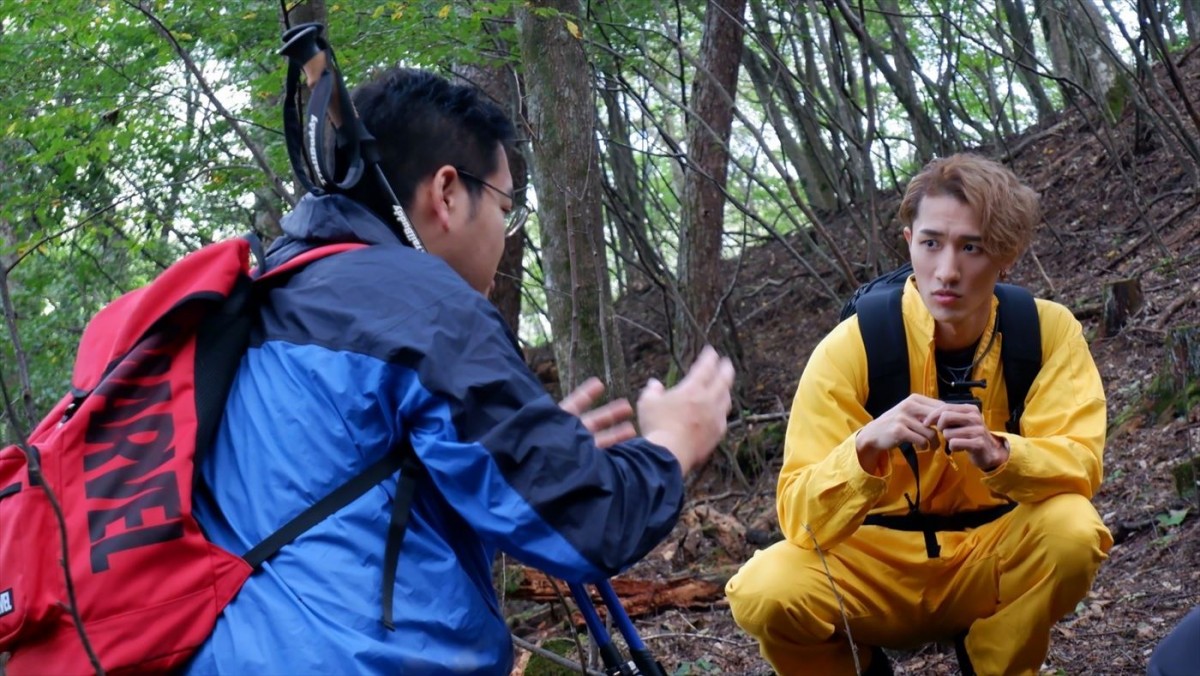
[998,0,1058,122]
[741,41,837,215]
[1039,0,1129,124]
[282,0,326,29]
[0,215,37,435]
[517,1,627,397]
[874,0,939,162]
[1184,0,1200,43]
[974,62,1016,140]
[677,0,747,365]
[1166,326,1200,413]
[491,156,528,336]
[598,71,653,294]
[810,0,872,209]
[453,25,528,336]
[1101,277,1144,337]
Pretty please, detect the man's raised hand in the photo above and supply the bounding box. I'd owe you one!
[636,346,736,476]
[559,377,636,448]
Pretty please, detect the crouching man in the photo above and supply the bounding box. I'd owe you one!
[726,154,1112,675]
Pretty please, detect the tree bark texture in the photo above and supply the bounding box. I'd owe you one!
[282,0,326,30]
[998,0,1058,122]
[454,42,528,335]
[742,46,836,215]
[1101,277,1144,337]
[1039,0,1128,124]
[1166,325,1200,409]
[1184,0,1200,43]
[678,0,747,364]
[873,0,941,162]
[0,215,37,433]
[518,0,627,397]
[598,70,653,294]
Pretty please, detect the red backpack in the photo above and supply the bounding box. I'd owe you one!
[0,236,367,674]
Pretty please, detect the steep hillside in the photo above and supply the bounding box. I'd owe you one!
[578,46,1200,675]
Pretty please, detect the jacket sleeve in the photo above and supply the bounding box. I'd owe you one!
[982,301,1106,502]
[776,319,891,551]
[398,290,684,582]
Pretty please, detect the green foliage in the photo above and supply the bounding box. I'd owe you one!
[0,0,543,434]
[0,0,1191,435]
[1153,507,1190,547]
[500,563,526,596]
[1156,508,1189,529]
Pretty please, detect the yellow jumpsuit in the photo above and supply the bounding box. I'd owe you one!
[726,280,1112,676]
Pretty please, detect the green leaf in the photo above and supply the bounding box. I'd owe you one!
[1157,509,1189,528]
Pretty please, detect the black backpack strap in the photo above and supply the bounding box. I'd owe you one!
[857,282,1035,559]
[840,261,913,322]
[954,629,977,676]
[243,439,421,631]
[279,23,368,195]
[193,274,256,471]
[381,451,422,630]
[863,501,1016,533]
[994,284,1040,434]
[857,284,941,555]
[243,444,408,567]
[858,286,909,419]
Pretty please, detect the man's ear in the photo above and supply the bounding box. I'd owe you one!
[903,226,913,246]
[426,165,460,232]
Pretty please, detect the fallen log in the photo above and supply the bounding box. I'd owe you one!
[510,568,725,621]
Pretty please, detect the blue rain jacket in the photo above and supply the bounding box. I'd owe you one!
[184,194,683,674]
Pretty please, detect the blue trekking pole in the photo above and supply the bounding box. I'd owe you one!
[568,581,666,676]
[569,582,632,675]
[595,580,665,676]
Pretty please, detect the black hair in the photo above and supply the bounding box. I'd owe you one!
[344,68,516,223]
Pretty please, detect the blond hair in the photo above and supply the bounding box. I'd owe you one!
[898,154,1040,265]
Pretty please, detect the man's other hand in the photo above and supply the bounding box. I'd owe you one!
[923,402,1010,471]
[855,394,942,473]
[560,377,636,448]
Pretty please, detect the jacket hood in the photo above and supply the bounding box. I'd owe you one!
[267,193,405,266]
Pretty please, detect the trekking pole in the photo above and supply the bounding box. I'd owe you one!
[568,581,667,676]
[568,582,634,676]
[594,580,666,676]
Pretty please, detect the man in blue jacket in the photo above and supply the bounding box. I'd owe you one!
[1148,606,1200,676]
[184,67,735,674]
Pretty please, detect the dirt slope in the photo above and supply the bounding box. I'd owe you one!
[516,47,1200,676]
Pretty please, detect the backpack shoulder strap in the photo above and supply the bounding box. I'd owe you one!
[238,238,412,631]
[194,240,369,464]
[858,285,910,419]
[256,241,368,280]
[994,283,1041,434]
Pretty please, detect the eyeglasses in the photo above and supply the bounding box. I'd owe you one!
[456,168,529,238]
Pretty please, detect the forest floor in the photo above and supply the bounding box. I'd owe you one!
[511,47,1200,675]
